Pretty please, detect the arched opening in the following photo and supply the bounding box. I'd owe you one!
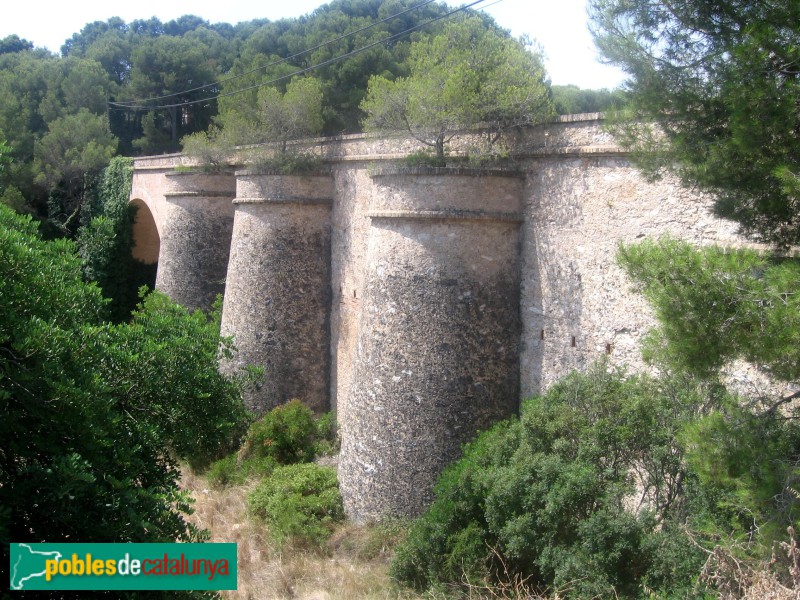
[130,198,160,264]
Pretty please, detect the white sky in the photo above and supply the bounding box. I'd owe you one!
[0,0,627,90]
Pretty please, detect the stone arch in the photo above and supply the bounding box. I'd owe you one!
[130,198,160,264]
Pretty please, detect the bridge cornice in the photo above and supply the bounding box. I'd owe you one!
[130,114,626,173]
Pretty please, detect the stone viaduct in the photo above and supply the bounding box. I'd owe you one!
[129,114,746,522]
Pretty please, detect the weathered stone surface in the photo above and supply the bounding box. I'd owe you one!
[338,169,523,521]
[328,165,372,425]
[220,172,333,414]
[154,170,236,311]
[517,155,746,396]
[130,115,775,521]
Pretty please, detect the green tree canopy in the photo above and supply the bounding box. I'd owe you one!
[0,34,33,55]
[590,0,800,247]
[83,30,133,85]
[185,76,325,169]
[0,139,23,212]
[0,139,10,178]
[34,109,118,232]
[254,77,325,151]
[216,0,455,136]
[126,35,219,153]
[618,238,800,401]
[0,50,54,161]
[361,17,553,161]
[61,17,130,57]
[0,50,117,222]
[37,57,113,123]
[0,203,248,549]
[551,84,626,115]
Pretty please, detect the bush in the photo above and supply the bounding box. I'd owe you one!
[314,410,338,456]
[249,463,344,547]
[180,126,234,171]
[246,150,323,175]
[403,150,446,168]
[206,454,242,487]
[205,400,336,486]
[242,399,319,464]
[0,204,249,553]
[391,366,707,598]
[206,454,277,488]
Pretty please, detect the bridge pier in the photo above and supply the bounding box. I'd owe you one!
[220,171,334,414]
[338,168,524,521]
[155,170,236,311]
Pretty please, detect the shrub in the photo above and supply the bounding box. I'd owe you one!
[314,410,338,456]
[204,453,271,487]
[403,151,446,168]
[249,463,344,547]
[180,126,234,171]
[391,366,707,598]
[242,399,319,464]
[206,454,242,487]
[205,401,336,486]
[245,150,323,175]
[206,454,277,488]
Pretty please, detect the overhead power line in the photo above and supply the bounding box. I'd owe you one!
[109,0,491,112]
[111,0,440,107]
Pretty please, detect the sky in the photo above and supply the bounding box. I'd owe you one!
[0,0,627,90]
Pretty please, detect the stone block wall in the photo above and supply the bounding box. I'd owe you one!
[517,153,744,397]
[131,115,753,520]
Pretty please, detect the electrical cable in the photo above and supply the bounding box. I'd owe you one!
[109,0,490,111]
[111,0,440,107]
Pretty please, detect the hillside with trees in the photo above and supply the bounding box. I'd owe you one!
[0,0,462,230]
[11,1,795,597]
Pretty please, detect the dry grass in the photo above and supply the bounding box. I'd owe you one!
[698,527,800,600]
[181,468,424,600]
[179,469,585,600]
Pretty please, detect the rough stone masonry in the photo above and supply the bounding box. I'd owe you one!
[130,114,751,521]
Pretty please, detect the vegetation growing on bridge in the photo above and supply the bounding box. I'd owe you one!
[361,16,553,165]
[5,0,798,597]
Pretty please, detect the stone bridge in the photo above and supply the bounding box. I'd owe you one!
[129,114,744,521]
